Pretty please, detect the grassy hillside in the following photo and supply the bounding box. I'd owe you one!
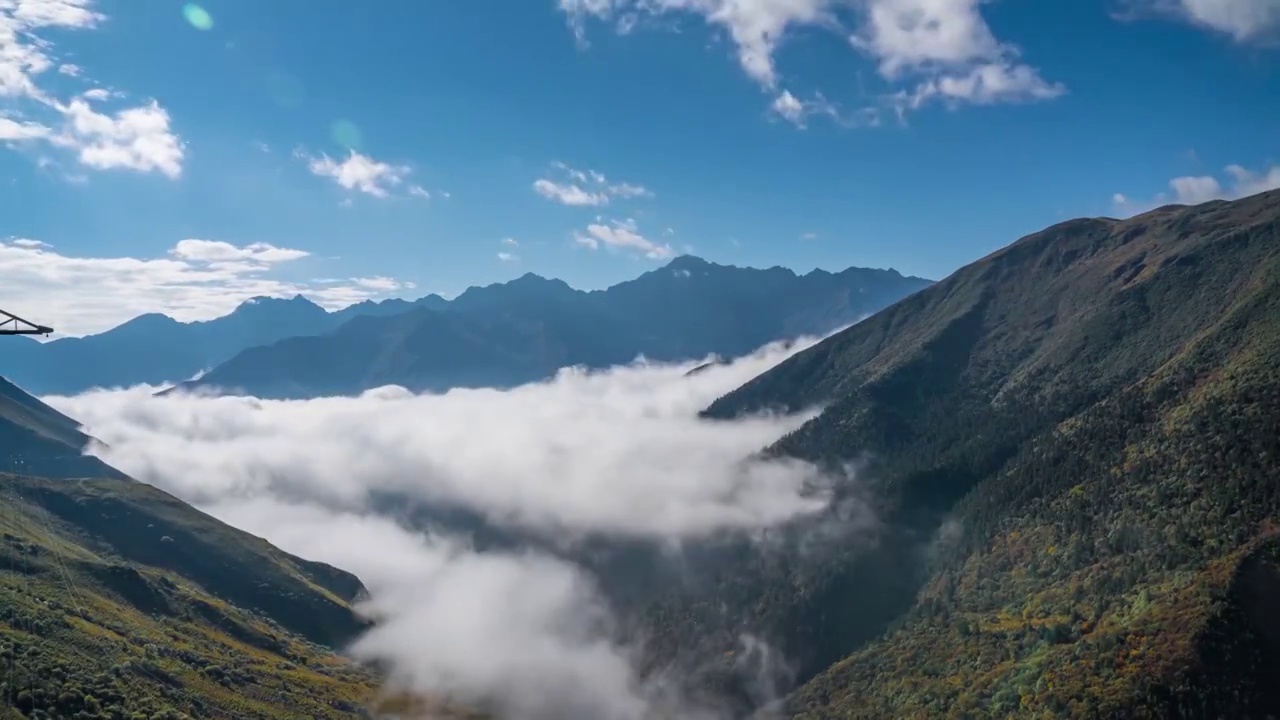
[0,377,122,480]
[0,473,379,719]
[688,190,1280,717]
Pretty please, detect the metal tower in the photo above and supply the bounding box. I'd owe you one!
[0,308,53,336]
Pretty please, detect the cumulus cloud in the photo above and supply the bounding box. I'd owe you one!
[1112,161,1280,216]
[0,237,409,336]
[497,251,519,262]
[49,336,850,718]
[574,217,673,260]
[534,161,654,206]
[0,0,186,177]
[559,0,1063,124]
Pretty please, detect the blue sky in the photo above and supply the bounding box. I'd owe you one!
[1,0,1278,335]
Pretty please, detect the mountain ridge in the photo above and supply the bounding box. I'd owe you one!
[176,257,932,399]
[666,188,1280,717]
[1,257,929,398]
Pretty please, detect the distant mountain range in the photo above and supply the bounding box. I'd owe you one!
[0,291,449,395]
[178,256,930,399]
[1,255,928,399]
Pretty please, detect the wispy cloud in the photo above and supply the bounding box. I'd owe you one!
[573,217,672,259]
[299,149,413,198]
[534,161,654,206]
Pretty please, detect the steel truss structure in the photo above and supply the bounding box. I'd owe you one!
[0,308,53,336]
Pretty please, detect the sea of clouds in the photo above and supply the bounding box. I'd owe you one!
[47,334,860,719]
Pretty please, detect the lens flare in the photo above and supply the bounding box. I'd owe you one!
[182,4,213,31]
[330,119,363,150]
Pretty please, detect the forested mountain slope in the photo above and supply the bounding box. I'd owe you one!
[0,474,379,719]
[692,190,1280,718]
[0,379,388,718]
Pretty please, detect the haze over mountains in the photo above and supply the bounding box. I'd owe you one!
[0,292,447,395]
[1,257,930,399]
[3,190,1280,719]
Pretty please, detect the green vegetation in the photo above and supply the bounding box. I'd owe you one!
[7,190,1280,717]
[0,473,379,718]
[681,190,1280,717]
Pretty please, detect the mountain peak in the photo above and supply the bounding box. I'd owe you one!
[513,271,552,284]
[665,254,711,271]
[232,294,322,314]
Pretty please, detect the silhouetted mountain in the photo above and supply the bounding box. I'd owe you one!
[180,257,931,399]
[629,190,1280,717]
[0,294,440,395]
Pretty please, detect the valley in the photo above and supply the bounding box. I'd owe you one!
[2,190,1279,719]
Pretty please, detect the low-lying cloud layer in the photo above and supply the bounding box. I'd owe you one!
[48,335,852,719]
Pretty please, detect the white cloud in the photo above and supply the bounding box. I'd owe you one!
[0,116,50,140]
[1128,0,1280,42]
[894,60,1065,111]
[52,98,184,177]
[0,237,408,336]
[0,0,102,100]
[1223,163,1280,197]
[48,337,857,717]
[534,162,653,206]
[534,178,610,206]
[502,237,519,246]
[1168,174,1225,204]
[561,0,833,89]
[354,275,409,292]
[52,337,836,540]
[497,251,520,262]
[560,0,1062,122]
[408,184,431,199]
[300,149,412,198]
[769,88,876,128]
[1113,161,1280,217]
[0,0,186,177]
[574,217,673,259]
[607,181,652,199]
[169,238,310,264]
